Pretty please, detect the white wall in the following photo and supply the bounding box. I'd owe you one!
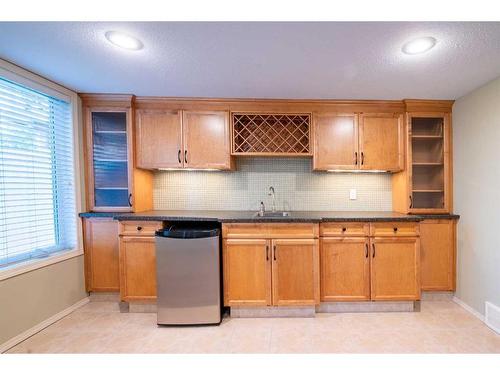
[453,75,500,315]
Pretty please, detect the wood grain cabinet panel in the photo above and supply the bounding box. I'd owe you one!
[313,113,358,170]
[272,239,319,306]
[370,237,420,301]
[83,218,120,292]
[182,111,232,170]
[136,110,183,169]
[223,239,271,306]
[320,237,370,301]
[420,219,456,291]
[359,113,404,172]
[119,236,157,301]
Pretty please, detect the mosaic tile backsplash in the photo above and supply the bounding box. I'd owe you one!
[154,158,392,211]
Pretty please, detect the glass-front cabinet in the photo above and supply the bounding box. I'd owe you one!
[408,113,451,213]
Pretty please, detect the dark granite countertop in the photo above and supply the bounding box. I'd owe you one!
[79,210,459,222]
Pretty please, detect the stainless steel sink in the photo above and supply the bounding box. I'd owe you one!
[254,211,291,218]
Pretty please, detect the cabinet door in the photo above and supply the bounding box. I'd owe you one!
[83,218,120,292]
[223,239,271,306]
[420,220,456,291]
[119,236,157,301]
[182,111,232,169]
[313,113,358,170]
[359,113,404,171]
[370,237,420,300]
[85,108,133,211]
[320,237,370,301]
[136,110,183,169]
[272,239,319,306]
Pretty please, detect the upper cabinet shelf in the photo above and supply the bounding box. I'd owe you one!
[232,113,311,156]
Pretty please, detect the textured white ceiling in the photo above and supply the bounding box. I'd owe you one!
[1,22,500,99]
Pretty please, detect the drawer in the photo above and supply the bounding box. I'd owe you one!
[120,221,163,236]
[320,222,369,237]
[222,223,318,239]
[369,222,419,237]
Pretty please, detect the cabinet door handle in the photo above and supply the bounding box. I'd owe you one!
[178,150,181,164]
[184,150,188,164]
[354,152,358,165]
[372,243,376,258]
[266,245,269,261]
[365,243,369,258]
[273,245,277,261]
[128,193,132,207]
[361,152,364,165]
[409,195,413,208]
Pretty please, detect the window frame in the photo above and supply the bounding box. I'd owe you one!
[0,59,83,281]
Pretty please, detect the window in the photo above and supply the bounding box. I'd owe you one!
[0,77,76,268]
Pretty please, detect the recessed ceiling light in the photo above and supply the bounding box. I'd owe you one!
[402,36,437,55]
[105,31,143,51]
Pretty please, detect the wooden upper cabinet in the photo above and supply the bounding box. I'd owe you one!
[83,217,120,292]
[359,113,404,172]
[81,95,154,213]
[271,238,319,306]
[183,111,232,170]
[313,113,358,170]
[136,110,183,169]
[223,239,271,306]
[370,237,420,301]
[420,219,456,291]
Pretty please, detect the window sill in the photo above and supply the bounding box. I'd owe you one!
[0,249,84,281]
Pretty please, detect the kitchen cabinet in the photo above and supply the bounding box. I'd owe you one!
[320,237,370,301]
[223,239,271,306]
[359,113,404,171]
[370,237,420,301]
[420,219,456,291]
[222,223,320,307]
[136,110,183,169]
[313,112,404,172]
[320,222,420,302]
[272,239,319,306]
[81,94,153,212]
[82,217,120,292]
[313,113,358,170]
[392,109,453,214]
[118,221,163,301]
[135,109,233,170]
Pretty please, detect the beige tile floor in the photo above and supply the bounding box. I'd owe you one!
[6,300,500,354]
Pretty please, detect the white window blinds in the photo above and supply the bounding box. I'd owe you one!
[0,77,76,267]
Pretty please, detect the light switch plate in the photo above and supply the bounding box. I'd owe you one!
[349,189,357,200]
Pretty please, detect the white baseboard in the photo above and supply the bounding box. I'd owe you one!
[452,296,485,322]
[0,296,90,353]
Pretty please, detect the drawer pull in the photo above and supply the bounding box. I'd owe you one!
[342,227,347,232]
[137,226,143,231]
[393,227,398,232]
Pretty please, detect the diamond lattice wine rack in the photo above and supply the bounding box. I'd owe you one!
[232,113,312,156]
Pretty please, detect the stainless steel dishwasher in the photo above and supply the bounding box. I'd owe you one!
[155,223,221,325]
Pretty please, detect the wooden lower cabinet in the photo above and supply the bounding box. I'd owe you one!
[370,237,420,301]
[420,219,456,291]
[272,239,319,306]
[119,236,157,301]
[83,217,120,292]
[320,237,370,301]
[223,239,271,306]
[222,231,320,307]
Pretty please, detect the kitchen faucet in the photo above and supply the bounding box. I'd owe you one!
[268,186,276,213]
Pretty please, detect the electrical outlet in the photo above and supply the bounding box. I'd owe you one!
[349,189,357,200]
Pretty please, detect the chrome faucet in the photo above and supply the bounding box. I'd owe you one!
[268,186,276,213]
[259,201,265,216]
